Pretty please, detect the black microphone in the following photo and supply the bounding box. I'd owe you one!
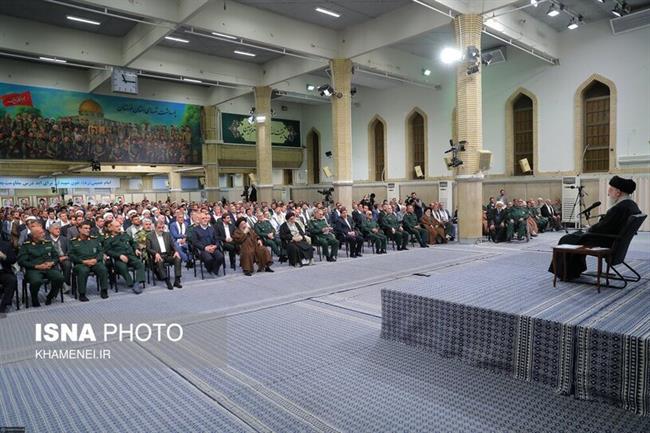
[578,201,601,216]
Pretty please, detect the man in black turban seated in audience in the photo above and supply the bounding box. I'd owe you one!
[549,175,640,280]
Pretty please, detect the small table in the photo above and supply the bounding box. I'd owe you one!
[552,245,612,293]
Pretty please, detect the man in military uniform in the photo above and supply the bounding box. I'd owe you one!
[17,224,64,307]
[380,205,408,250]
[308,209,339,262]
[506,199,529,241]
[402,205,429,248]
[361,210,387,254]
[528,199,548,233]
[69,221,109,301]
[103,220,145,293]
[254,211,284,261]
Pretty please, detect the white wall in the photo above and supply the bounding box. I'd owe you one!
[482,20,650,173]
[299,19,649,181]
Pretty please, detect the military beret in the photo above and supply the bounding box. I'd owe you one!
[609,175,636,194]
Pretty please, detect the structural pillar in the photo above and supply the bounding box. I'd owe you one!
[330,58,353,209]
[168,171,182,202]
[454,14,484,243]
[255,86,273,204]
[203,105,220,202]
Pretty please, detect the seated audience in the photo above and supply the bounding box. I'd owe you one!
[146,220,182,290]
[335,208,364,258]
[104,220,145,293]
[69,221,109,301]
[280,212,313,267]
[308,209,339,262]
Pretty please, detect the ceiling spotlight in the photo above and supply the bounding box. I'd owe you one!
[306,84,316,91]
[247,107,256,124]
[611,2,630,17]
[466,64,480,75]
[315,7,340,18]
[67,15,101,25]
[466,46,480,60]
[546,3,561,17]
[440,47,462,64]
[211,32,237,40]
[567,18,579,29]
[318,84,335,97]
[350,87,357,96]
[530,0,539,7]
[422,68,432,76]
[234,50,256,57]
[165,36,189,43]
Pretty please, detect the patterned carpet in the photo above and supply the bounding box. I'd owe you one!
[381,232,650,415]
[1,233,649,432]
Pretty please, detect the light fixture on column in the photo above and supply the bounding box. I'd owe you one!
[465,45,481,75]
[247,107,256,124]
[318,84,342,98]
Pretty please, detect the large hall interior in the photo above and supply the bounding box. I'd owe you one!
[0,0,649,432]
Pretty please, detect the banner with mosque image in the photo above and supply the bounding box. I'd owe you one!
[221,112,301,147]
[0,82,203,164]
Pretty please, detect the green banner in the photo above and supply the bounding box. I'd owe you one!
[221,112,301,147]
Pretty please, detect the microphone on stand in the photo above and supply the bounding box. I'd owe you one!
[578,201,601,216]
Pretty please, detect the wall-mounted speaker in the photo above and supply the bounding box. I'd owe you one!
[323,166,332,177]
[519,158,532,173]
[414,165,423,178]
[478,150,492,172]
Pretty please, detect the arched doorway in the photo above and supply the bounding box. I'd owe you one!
[368,116,387,181]
[575,74,617,173]
[505,88,539,176]
[405,108,427,180]
[306,128,321,184]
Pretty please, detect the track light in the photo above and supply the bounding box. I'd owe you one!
[547,3,561,17]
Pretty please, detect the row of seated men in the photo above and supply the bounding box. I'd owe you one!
[0,197,456,313]
[482,197,562,242]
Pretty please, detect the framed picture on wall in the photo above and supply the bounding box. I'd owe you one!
[36,196,49,208]
[72,195,84,206]
[18,197,31,208]
[1,197,14,208]
[48,197,61,206]
[115,194,125,204]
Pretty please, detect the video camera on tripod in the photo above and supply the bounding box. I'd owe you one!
[445,139,466,168]
[318,187,334,204]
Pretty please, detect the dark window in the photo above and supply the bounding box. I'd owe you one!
[513,94,533,175]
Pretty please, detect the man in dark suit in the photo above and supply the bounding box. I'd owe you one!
[147,220,182,290]
[549,176,641,280]
[335,208,364,258]
[215,213,237,270]
[46,223,72,290]
[352,203,365,228]
[0,238,18,314]
[191,212,225,275]
[540,199,562,230]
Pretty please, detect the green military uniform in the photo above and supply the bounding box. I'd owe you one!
[402,212,428,247]
[69,235,109,297]
[17,239,64,306]
[506,206,529,240]
[308,218,339,259]
[103,232,145,289]
[380,213,408,250]
[254,220,283,257]
[361,219,387,253]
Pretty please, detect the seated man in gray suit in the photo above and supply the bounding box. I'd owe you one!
[146,220,182,290]
[45,223,72,292]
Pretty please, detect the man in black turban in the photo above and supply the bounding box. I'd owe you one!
[548,175,640,280]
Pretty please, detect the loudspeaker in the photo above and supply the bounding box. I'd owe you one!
[414,165,423,178]
[519,158,531,173]
[323,166,332,177]
[478,150,492,172]
[443,157,453,170]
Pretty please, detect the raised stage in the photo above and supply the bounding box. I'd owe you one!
[381,232,650,416]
